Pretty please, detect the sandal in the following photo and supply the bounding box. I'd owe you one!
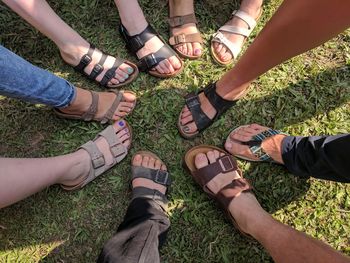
[184,145,253,236]
[177,82,237,139]
[225,125,288,162]
[168,13,203,59]
[119,23,184,78]
[131,151,171,211]
[61,122,132,190]
[54,90,136,124]
[211,9,262,66]
[72,43,139,87]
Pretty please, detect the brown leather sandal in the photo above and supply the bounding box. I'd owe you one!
[183,145,253,236]
[168,13,203,59]
[54,90,136,124]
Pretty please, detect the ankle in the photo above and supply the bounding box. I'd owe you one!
[59,88,90,114]
[59,41,89,64]
[169,0,194,16]
[261,134,286,164]
[57,150,90,184]
[216,79,249,101]
[240,0,263,16]
[121,16,148,36]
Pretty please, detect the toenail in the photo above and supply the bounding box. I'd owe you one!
[194,49,201,55]
[124,73,129,78]
[183,126,190,132]
[118,120,124,126]
[127,68,133,74]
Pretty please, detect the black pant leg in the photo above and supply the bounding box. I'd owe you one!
[97,198,170,263]
[281,134,350,183]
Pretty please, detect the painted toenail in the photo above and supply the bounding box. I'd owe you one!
[127,68,133,74]
[194,49,201,55]
[183,126,190,132]
[118,120,124,126]
[124,73,129,78]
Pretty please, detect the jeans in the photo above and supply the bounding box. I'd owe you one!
[0,45,76,108]
[97,198,170,263]
[282,134,350,183]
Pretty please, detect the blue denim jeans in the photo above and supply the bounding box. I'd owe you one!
[0,45,76,108]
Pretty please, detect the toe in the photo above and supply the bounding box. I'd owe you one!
[123,92,136,102]
[154,65,165,74]
[193,42,202,57]
[142,155,150,168]
[155,159,162,170]
[180,115,193,125]
[163,59,175,73]
[160,164,167,171]
[182,122,197,134]
[114,71,126,83]
[206,151,216,164]
[158,61,170,74]
[132,154,142,166]
[148,156,156,169]
[213,150,220,159]
[113,120,127,132]
[194,153,209,169]
[109,78,120,85]
[169,55,181,70]
[186,43,193,56]
[123,139,131,149]
[118,63,134,75]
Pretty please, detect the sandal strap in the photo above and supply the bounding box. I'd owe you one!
[193,155,238,187]
[215,178,253,209]
[169,32,203,46]
[132,186,168,210]
[168,13,197,27]
[138,45,176,72]
[242,129,285,161]
[119,24,158,54]
[131,166,171,186]
[231,10,257,30]
[97,90,124,124]
[74,43,95,72]
[88,53,107,80]
[81,91,99,121]
[184,92,212,131]
[204,82,237,116]
[100,58,124,87]
[96,125,128,163]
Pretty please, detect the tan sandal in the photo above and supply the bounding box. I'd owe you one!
[61,122,132,191]
[184,145,253,236]
[54,90,136,124]
[211,9,262,66]
[168,13,203,59]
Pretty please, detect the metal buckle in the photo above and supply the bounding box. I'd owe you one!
[186,94,200,108]
[218,156,234,172]
[93,64,103,74]
[145,54,158,68]
[174,34,186,44]
[155,170,169,185]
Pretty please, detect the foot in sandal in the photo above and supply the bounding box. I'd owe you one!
[131,151,171,210]
[55,88,137,124]
[61,41,138,88]
[224,124,287,163]
[60,120,132,190]
[184,145,266,235]
[211,0,263,65]
[168,0,203,59]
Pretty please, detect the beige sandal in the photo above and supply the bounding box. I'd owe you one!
[61,122,132,190]
[211,9,262,66]
[54,90,136,124]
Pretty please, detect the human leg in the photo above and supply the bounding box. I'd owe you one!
[168,0,203,59]
[3,0,137,87]
[178,0,350,136]
[184,146,350,263]
[224,124,350,183]
[115,0,183,77]
[0,45,136,122]
[97,152,170,263]
[0,121,131,209]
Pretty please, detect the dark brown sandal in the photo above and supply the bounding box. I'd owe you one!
[184,145,253,236]
[54,90,136,124]
[168,13,203,59]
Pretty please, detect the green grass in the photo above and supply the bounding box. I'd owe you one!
[0,0,350,262]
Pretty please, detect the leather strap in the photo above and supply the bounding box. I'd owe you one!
[88,53,107,80]
[98,90,124,124]
[169,32,203,46]
[215,178,252,208]
[193,155,238,187]
[231,10,257,30]
[138,45,176,72]
[168,13,197,27]
[184,92,212,131]
[100,59,125,87]
[81,91,99,121]
[131,166,171,186]
[74,44,95,72]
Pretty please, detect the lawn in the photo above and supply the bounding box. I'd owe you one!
[0,0,349,262]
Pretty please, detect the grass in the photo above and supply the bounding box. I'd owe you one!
[0,0,349,262]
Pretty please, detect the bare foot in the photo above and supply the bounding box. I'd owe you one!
[212,0,262,62]
[59,120,131,186]
[132,153,167,195]
[224,124,286,163]
[194,150,268,235]
[60,88,136,121]
[60,40,135,86]
[169,0,202,57]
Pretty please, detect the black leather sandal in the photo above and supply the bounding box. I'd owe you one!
[119,24,183,78]
[177,82,237,139]
[72,43,138,88]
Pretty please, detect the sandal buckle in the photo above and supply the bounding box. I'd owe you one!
[155,170,170,186]
[185,94,200,108]
[174,34,186,44]
[218,156,235,172]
